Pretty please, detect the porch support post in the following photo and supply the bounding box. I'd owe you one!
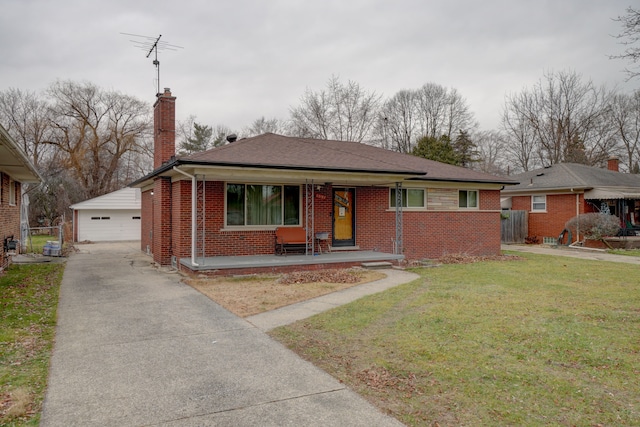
[305,180,315,255]
[173,166,199,266]
[395,182,403,255]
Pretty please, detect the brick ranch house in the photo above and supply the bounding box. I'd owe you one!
[501,159,640,246]
[130,89,515,275]
[0,123,41,270]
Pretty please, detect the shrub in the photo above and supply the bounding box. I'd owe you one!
[565,213,620,240]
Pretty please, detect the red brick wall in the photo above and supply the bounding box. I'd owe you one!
[172,180,191,259]
[152,177,172,265]
[140,189,153,254]
[153,89,176,169]
[511,193,586,239]
[356,188,502,259]
[152,181,504,266]
[1,173,21,268]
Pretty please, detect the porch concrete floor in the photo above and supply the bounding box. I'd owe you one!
[180,251,404,271]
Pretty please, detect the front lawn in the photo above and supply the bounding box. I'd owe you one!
[271,252,640,426]
[608,248,640,257]
[0,263,64,426]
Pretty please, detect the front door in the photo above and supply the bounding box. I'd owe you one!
[333,188,355,247]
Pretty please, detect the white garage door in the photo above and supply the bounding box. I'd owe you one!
[78,210,141,241]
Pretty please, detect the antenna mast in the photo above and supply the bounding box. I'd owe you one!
[122,33,184,97]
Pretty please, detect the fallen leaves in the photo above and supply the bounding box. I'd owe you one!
[278,268,366,285]
[438,254,523,265]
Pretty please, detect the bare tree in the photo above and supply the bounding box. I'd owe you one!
[501,91,539,171]
[289,76,381,141]
[243,116,287,137]
[501,70,616,169]
[0,88,54,169]
[415,83,476,140]
[376,90,416,153]
[472,130,509,175]
[176,114,196,152]
[609,90,640,172]
[45,80,151,199]
[612,7,640,80]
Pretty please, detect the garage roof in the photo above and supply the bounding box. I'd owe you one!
[70,188,141,210]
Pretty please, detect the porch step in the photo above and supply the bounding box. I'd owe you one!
[361,261,393,269]
[329,245,360,252]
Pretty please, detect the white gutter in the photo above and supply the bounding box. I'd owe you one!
[172,166,199,266]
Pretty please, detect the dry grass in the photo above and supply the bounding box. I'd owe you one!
[185,268,386,317]
[1,387,31,419]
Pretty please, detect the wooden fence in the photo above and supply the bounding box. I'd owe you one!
[501,210,528,243]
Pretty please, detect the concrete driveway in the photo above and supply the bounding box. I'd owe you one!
[41,242,403,426]
[502,243,640,265]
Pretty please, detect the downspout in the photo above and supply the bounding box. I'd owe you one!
[569,189,580,244]
[172,166,199,266]
[575,192,580,242]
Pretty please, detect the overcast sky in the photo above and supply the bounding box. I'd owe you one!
[1,0,638,135]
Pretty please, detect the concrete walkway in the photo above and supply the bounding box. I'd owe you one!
[247,269,419,331]
[502,243,640,265]
[41,242,408,426]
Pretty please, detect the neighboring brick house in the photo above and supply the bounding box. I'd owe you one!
[130,89,515,274]
[0,124,41,269]
[501,159,640,244]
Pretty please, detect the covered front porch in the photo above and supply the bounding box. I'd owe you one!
[179,250,404,275]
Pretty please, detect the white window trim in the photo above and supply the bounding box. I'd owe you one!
[388,187,427,210]
[532,194,547,212]
[458,189,479,210]
[224,182,302,229]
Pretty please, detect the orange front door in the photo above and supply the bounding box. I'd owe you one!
[333,188,355,246]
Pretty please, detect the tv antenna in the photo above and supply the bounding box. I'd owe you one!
[122,33,184,96]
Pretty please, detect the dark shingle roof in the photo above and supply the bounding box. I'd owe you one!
[181,133,513,184]
[502,163,640,192]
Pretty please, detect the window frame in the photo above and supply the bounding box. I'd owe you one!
[389,187,426,210]
[8,178,16,206]
[225,183,302,228]
[458,190,479,209]
[531,194,547,212]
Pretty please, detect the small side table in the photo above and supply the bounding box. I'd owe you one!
[315,232,330,254]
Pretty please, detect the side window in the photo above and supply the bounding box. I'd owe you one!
[458,190,478,209]
[532,195,546,211]
[390,188,426,208]
[9,178,16,205]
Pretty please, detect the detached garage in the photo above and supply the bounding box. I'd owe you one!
[70,188,141,242]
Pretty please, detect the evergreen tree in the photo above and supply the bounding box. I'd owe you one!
[453,130,478,167]
[411,135,460,165]
[179,122,213,155]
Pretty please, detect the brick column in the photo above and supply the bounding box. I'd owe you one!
[152,177,172,265]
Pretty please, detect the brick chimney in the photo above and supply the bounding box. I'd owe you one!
[153,88,176,169]
[607,156,619,172]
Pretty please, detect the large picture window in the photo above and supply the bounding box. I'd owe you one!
[226,183,300,226]
[390,188,425,208]
[459,190,478,208]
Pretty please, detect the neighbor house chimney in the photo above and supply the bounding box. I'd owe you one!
[607,156,619,172]
[154,88,176,169]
